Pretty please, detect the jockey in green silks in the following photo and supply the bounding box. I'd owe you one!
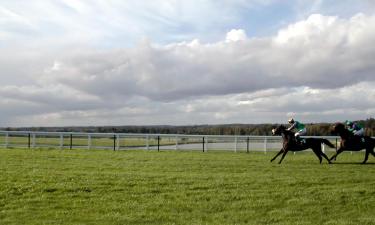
[287,118,307,143]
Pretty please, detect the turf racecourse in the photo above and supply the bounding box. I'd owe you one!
[1,148,374,225]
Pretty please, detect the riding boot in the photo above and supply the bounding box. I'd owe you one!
[295,136,301,145]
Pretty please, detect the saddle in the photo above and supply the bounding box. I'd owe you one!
[349,135,366,143]
[345,135,366,149]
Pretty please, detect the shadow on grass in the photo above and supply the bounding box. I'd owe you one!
[331,161,375,165]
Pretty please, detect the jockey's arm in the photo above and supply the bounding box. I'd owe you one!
[287,123,296,131]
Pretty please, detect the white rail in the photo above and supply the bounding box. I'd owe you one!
[0,130,340,152]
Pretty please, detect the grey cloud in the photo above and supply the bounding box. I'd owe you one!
[43,14,375,102]
[0,85,103,113]
[1,82,374,126]
[2,13,375,126]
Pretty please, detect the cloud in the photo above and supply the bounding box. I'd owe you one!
[39,13,375,101]
[226,29,248,42]
[1,12,375,126]
[0,0,275,48]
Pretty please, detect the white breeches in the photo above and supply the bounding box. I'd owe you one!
[353,128,364,136]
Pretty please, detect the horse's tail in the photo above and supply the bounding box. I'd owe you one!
[321,139,335,148]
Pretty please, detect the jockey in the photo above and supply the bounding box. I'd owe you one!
[345,120,364,136]
[287,118,307,143]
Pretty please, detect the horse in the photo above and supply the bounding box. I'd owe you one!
[330,123,375,164]
[270,125,334,164]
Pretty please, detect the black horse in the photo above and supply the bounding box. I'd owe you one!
[270,125,334,164]
[330,123,375,163]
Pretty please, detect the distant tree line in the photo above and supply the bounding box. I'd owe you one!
[3,118,375,136]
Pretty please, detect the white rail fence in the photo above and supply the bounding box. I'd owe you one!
[0,131,341,153]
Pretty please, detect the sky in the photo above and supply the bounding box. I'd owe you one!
[1,0,375,127]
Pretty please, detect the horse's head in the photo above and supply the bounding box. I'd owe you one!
[272,125,286,135]
[331,123,346,134]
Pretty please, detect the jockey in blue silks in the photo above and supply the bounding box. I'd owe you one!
[345,120,364,136]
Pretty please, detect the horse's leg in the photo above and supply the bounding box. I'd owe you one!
[278,149,289,164]
[315,145,332,164]
[321,152,332,164]
[312,148,323,164]
[271,149,284,162]
[330,148,344,161]
[362,148,370,164]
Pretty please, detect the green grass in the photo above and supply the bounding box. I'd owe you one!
[0,148,374,225]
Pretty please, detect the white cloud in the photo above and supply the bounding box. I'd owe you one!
[274,14,337,44]
[226,29,248,42]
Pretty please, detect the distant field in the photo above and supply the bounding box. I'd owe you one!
[0,148,374,225]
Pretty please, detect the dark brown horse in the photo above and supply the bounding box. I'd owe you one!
[270,125,334,164]
[330,123,375,163]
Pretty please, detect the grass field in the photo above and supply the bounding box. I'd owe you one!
[1,148,374,225]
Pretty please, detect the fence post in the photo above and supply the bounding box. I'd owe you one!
[60,134,64,149]
[205,136,209,152]
[246,137,250,153]
[202,136,205,152]
[28,133,31,149]
[5,132,8,148]
[264,137,267,154]
[32,133,36,148]
[113,135,116,151]
[88,134,91,150]
[335,138,338,151]
[116,135,120,150]
[70,133,73,150]
[157,136,160,152]
[234,136,237,152]
[146,135,149,150]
